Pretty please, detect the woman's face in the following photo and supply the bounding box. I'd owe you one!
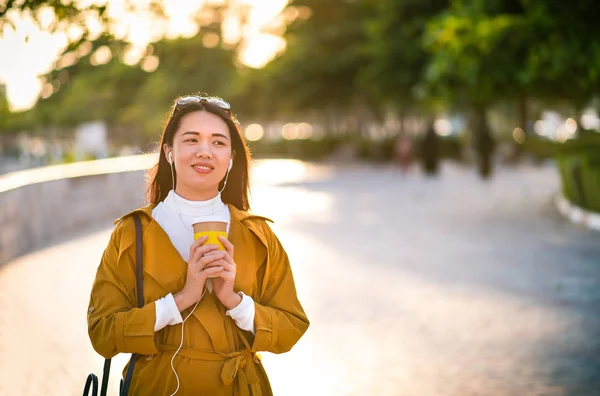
[165,110,233,200]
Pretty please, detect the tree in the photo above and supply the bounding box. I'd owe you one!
[422,0,533,177]
[253,0,377,133]
[0,0,107,30]
[1,2,253,143]
[120,30,238,139]
[360,0,449,134]
[523,0,600,125]
[17,27,239,142]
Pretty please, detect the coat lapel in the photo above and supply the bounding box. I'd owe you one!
[191,290,230,351]
[227,206,269,294]
[143,220,187,294]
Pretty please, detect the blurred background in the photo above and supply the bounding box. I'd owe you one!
[1,0,599,395]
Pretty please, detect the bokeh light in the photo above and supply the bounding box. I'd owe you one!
[434,119,452,136]
[282,123,299,140]
[140,55,160,72]
[245,123,264,141]
[90,46,112,66]
[513,127,525,144]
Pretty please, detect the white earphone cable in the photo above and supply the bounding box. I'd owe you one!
[168,289,205,396]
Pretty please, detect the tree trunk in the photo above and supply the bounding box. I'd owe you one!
[574,106,584,138]
[470,104,495,179]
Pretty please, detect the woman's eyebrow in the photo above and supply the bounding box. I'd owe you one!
[181,131,229,140]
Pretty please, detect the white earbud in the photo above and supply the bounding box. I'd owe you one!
[228,158,233,172]
[168,152,173,164]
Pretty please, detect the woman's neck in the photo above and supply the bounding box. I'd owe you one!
[166,189,226,217]
[174,186,219,202]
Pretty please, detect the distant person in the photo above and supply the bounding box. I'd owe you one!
[420,122,440,176]
[474,130,495,179]
[395,134,414,175]
[87,94,309,395]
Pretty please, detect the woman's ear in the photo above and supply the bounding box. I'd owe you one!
[163,144,171,164]
[227,150,236,171]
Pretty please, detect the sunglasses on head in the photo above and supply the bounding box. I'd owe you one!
[175,95,231,111]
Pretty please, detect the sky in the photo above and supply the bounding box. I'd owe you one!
[0,0,289,111]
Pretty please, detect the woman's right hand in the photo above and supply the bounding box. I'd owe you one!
[174,236,225,312]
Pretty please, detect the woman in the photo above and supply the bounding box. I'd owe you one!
[87,94,310,395]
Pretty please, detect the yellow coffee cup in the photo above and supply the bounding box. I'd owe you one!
[192,221,227,250]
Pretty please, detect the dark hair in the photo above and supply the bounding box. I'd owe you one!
[145,96,251,211]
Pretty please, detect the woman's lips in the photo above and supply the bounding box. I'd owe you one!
[192,165,213,174]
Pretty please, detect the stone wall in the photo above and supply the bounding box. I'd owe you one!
[0,154,157,264]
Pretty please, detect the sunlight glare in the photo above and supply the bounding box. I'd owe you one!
[0,0,292,110]
[240,33,286,68]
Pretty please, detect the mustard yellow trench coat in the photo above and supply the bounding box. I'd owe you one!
[87,203,309,395]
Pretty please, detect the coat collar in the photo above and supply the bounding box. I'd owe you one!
[114,202,273,352]
[113,203,273,227]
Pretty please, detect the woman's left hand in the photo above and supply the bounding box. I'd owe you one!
[205,236,241,310]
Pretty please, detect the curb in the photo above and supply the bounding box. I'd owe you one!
[554,194,600,232]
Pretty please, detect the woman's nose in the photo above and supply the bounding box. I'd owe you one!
[196,145,212,158]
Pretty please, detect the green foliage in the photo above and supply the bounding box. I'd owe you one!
[0,0,108,31]
[422,1,531,107]
[523,132,600,212]
[119,34,237,139]
[422,0,600,112]
[246,133,465,164]
[557,148,600,213]
[2,0,600,166]
[4,32,237,142]
[523,0,600,110]
[248,136,344,160]
[360,0,448,110]
[521,136,559,160]
[253,0,375,117]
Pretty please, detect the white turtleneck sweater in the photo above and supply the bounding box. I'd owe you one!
[151,189,256,334]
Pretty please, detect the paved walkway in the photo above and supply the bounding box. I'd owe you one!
[1,160,599,395]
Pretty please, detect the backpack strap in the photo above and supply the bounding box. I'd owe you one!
[86,214,144,396]
[119,214,144,396]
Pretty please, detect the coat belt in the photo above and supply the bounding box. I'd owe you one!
[159,344,262,396]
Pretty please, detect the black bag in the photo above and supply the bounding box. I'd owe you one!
[83,214,145,396]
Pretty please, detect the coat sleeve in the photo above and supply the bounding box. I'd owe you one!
[87,217,159,359]
[251,222,309,354]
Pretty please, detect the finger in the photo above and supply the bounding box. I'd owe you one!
[190,235,208,254]
[212,270,235,282]
[203,258,227,269]
[195,244,220,259]
[189,237,209,260]
[205,260,234,272]
[203,266,225,278]
[221,264,236,275]
[201,266,224,279]
[198,252,226,268]
[218,236,234,257]
[189,249,220,273]
[191,244,220,264]
[220,251,235,266]
[202,249,225,258]
[206,250,234,266]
